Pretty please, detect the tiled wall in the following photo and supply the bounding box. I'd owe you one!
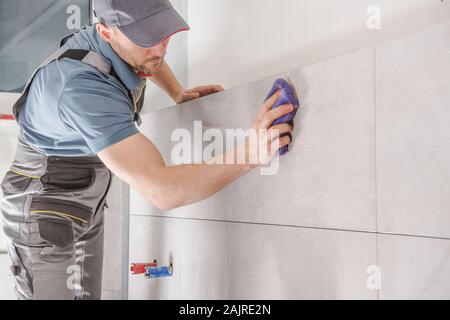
[101,178,129,300]
[128,21,450,300]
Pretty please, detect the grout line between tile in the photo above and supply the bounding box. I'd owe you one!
[129,212,450,241]
[374,45,380,301]
[121,182,130,300]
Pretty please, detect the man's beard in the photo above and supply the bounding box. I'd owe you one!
[137,64,152,74]
[136,60,162,74]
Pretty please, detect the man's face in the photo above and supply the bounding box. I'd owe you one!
[97,23,169,76]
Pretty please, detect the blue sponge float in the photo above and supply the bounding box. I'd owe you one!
[264,78,300,156]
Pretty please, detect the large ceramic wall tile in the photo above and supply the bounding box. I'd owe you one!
[128,215,183,300]
[129,188,161,216]
[139,107,183,163]
[128,216,377,300]
[105,177,127,219]
[254,49,375,231]
[132,48,376,232]
[102,215,123,293]
[376,22,450,238]
[102,178,130,294]
[379,234,450,299]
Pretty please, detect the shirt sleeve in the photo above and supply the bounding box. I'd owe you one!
[58,71,139,154]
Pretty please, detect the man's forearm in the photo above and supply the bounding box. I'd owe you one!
[145,144,256,211]
[150,59,183,101]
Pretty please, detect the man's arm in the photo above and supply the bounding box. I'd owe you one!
[98,133,252,211]
[150,59,224,104]
[97,91,294,211]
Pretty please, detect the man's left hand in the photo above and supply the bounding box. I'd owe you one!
[174,85,224,104]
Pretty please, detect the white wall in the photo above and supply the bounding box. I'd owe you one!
[187,0,450,89]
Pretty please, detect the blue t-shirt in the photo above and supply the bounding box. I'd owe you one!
[18,25,143,156]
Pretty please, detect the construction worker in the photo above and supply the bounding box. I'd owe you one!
[0,0,294,299]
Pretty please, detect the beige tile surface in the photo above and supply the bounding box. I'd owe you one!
[376,22,450,238]
[128,215,377,300]
[379,234,450,299]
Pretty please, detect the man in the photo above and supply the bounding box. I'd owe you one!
[0,0,293,299]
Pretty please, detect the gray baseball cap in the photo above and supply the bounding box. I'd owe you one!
[93,0,189,48]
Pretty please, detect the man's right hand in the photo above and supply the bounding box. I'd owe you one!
[247,90,295,166]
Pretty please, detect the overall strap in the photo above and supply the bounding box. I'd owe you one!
[59,47,147,127]
[12,48,112,120]
[12,43,145,126]
[59,49,112,75]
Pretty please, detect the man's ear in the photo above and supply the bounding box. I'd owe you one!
[96,23,113,44]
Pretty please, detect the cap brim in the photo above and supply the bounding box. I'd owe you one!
[118,7,189,48]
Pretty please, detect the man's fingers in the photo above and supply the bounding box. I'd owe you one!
[270,135,291,157]
[261,104,294,129]
[177,91,200,103]
[187,91,201,97]
[193,85,224,96]
[278,135,292,149]
[212,85,224,92]
[256,90,282,121]
[268,123,293,141]
[192,86,208,94]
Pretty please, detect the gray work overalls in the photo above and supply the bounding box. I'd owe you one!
[0,39,146,300]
